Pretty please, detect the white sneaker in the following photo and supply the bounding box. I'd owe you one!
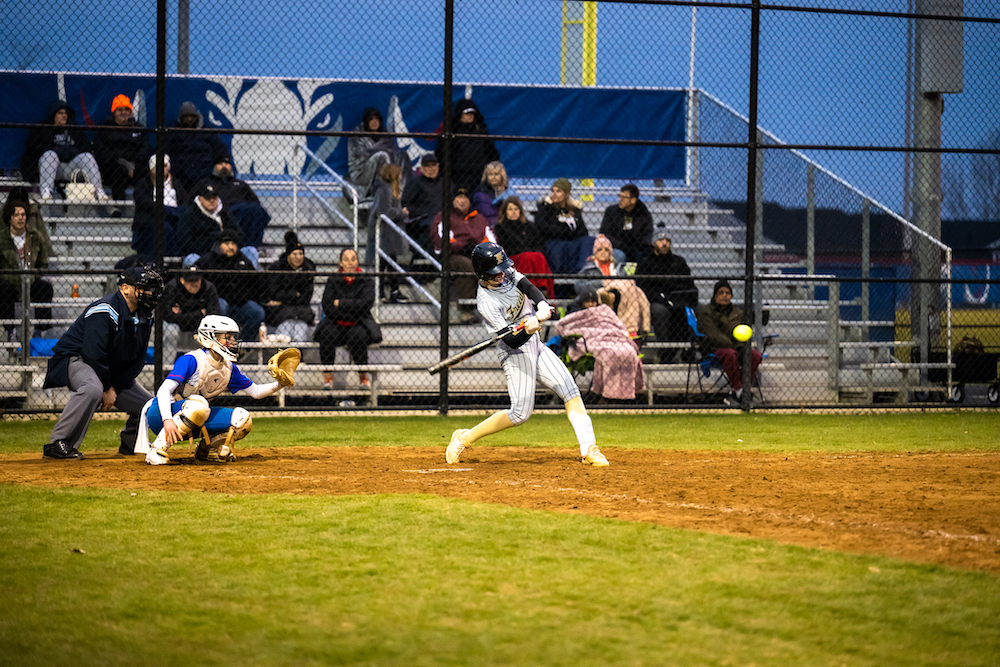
[584,445,609,467]
[39,191,53,201]
[95,190,110,202]
[446,429,469,464]
[145,448,170,465]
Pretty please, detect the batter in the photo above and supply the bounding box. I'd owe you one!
[446,242,609,467]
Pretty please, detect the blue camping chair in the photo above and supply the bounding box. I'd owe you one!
[684,306,775,406]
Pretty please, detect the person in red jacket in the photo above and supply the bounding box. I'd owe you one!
[431,188,490,323]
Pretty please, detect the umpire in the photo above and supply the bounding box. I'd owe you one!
[42,264,163,459]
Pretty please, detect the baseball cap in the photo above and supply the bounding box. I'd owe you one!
[421,154,438,166]
[148,154,170,170]
[180,264,202,280]
[197,183,219,199]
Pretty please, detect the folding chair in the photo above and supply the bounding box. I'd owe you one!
[683,306,775,406]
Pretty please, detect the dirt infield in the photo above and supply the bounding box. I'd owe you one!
[2,446,998,573]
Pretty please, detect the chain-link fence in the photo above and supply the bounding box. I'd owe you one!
[1,0,998,413]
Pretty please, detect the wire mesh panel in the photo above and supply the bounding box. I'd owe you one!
[0,0,998,412]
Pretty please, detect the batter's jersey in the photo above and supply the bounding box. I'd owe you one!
[166,348,253,400]
[477,270,534,330]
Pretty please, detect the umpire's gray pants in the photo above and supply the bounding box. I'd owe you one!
[49,356,154,452]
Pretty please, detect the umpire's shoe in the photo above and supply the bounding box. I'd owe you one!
[43,440,83,460]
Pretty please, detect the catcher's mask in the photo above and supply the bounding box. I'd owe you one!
[118,263,164,310]
[196,314,241,362]
[471,242,513,286]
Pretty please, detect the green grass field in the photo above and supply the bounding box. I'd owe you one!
[2,413,998,666]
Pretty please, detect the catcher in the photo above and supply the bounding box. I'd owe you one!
[139,315,299,465]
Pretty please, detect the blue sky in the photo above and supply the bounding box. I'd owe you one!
[2,0,997,215]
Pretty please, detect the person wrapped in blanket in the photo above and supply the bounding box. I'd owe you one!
[139,315,285,465]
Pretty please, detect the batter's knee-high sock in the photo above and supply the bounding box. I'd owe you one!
[466,411,514,443]
[565,397,596,457]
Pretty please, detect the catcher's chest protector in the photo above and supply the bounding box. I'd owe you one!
[184,349,233,400]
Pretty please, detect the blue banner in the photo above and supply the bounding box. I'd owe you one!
[1,72,685,181]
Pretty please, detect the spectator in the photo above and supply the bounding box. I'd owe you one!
[435,98,500,193]
[535,177,593,277]
[364,163,409,303]
[401,153,442,252]
[41,264,162,458]
[21,100,109,202]
[431,188,490,323]
[161,262,221,363]
[574,235,651,339]
[554,290,645,403]
[132,154,184,259]
[3,186,53,260]
[574,234,625,296]
[162,101,228,193]
[472,161,516,228]
[696,279,762,404]
[264,231,317,342]
[192,149,271,248]
[0,201,54,338]
[598,184,654,263]
[176,182,241,258]
[94,94,150,204]
[194,228,263,344]
[635,229,698,360]
[348,107,411,196]
[494,195,554,300]
[313,248,378,390]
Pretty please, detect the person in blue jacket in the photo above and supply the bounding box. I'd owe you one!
[41,264,163,459]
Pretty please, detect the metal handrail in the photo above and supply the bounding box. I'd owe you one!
[293,143,360,251]
[374,213,442,319]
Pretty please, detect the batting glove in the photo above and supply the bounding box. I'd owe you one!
[535,301,553,322]
[521,315,541,335]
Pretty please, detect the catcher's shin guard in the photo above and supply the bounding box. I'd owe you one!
[145,395,211,465]
[196,408,252,463]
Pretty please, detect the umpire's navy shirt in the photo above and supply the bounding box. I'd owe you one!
[43,290,154,392]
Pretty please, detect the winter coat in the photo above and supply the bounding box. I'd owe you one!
[0,225,49,290]
[434,99,500,193]
[534,195,588,241]
[133,174,186,230]
[21,101,94,183]
[265,253,317,326]
[634,250,698,308]
[161,276,221,331]
[495,218,546,257]
[347,121,401,186]
[430,208,489,257]
[401,171,443,223]
[43,290,154,393]
[696,300,747,354]
[176,199,241,257]
[471,183,516,228]
[599,200,654,263]
[94,114,150,173]
[1,197,52,259]
[554,304,644,400]
[194,249,259,307]
[321,270,375,325]
[161,112,228,192]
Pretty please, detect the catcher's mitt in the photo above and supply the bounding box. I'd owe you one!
[267,347,301,387]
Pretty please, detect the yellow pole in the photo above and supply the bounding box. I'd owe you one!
[562,1,598,198]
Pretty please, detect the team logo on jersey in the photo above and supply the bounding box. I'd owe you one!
[505,292,525,319]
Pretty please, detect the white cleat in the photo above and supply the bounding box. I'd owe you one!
[145,448,170,466]
[584,445,609,467]
[446,429,469,464]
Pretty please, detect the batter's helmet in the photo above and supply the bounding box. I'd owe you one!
[471,242,513,281]
[118,263,164,309]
